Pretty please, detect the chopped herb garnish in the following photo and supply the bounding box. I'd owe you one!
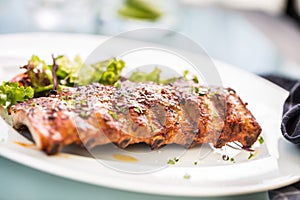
[248,153,254,160]
[183,173,191,180]
[149,121,154,132]
[114,81,121,89]
[191,87,209,96]
[79,111,88,118]
[167,157,179,165]
[258,136,264,144]
[133,105,145,114]
[194,161,198,165]
[213,111,219,118]
[198,88,209,96]
[114,105,127,113]
[183,70,189,80]
[120,107,127,113]
[192,76,199,83]
[109,110,118,120]
[230,158,235,163]
[210,90,219,95]
[167,159,176,165]
[191,86,199,94]
[130,100,144,114]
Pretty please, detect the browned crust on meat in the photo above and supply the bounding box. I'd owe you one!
[9,81,261,155]
[214,89,262,148]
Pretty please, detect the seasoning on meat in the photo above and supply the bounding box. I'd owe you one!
[10,79,261,155]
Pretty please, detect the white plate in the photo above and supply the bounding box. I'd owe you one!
[0,33,299,197]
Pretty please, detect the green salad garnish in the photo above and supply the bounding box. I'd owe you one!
[0,55,185,108]
[0,82,34,108]
[20,55,125,97]
[78,58,125,86]
[128,67,177,84]
[0,55,126,107]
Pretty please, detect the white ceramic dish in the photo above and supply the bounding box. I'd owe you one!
[0,33,299,197]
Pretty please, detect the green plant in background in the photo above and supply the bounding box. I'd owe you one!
[118,0,163,21]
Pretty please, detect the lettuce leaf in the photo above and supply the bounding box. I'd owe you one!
[77,58,125,85]
[23,55,53,88]
[20,55,125,96]
[128,67,177,84]
[0,82,34,107]
[55,55,83,86]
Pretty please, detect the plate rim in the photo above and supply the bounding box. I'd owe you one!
[0,32,299,197]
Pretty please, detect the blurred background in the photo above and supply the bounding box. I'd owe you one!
[0,0,300,78]
[0,1,300,199]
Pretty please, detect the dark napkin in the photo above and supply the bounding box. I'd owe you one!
[262,75,300,145]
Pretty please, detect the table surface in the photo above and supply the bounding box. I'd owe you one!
[0,1,299,200]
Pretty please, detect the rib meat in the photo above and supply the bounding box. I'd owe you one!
[9,80,262,155]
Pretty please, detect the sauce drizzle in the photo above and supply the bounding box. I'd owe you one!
[112,154,138,163]
[14,141,35,147]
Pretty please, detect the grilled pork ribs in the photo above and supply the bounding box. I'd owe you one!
[10,80,261,155]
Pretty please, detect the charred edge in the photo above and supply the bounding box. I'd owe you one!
[118,138,131,148]
[151,138,165,150]
[243,135,257,148]
[47,143,60,155]
[15,125,35,143]
[214,138,225,148]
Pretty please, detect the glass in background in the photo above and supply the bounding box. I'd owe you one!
[26,0,97,33]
